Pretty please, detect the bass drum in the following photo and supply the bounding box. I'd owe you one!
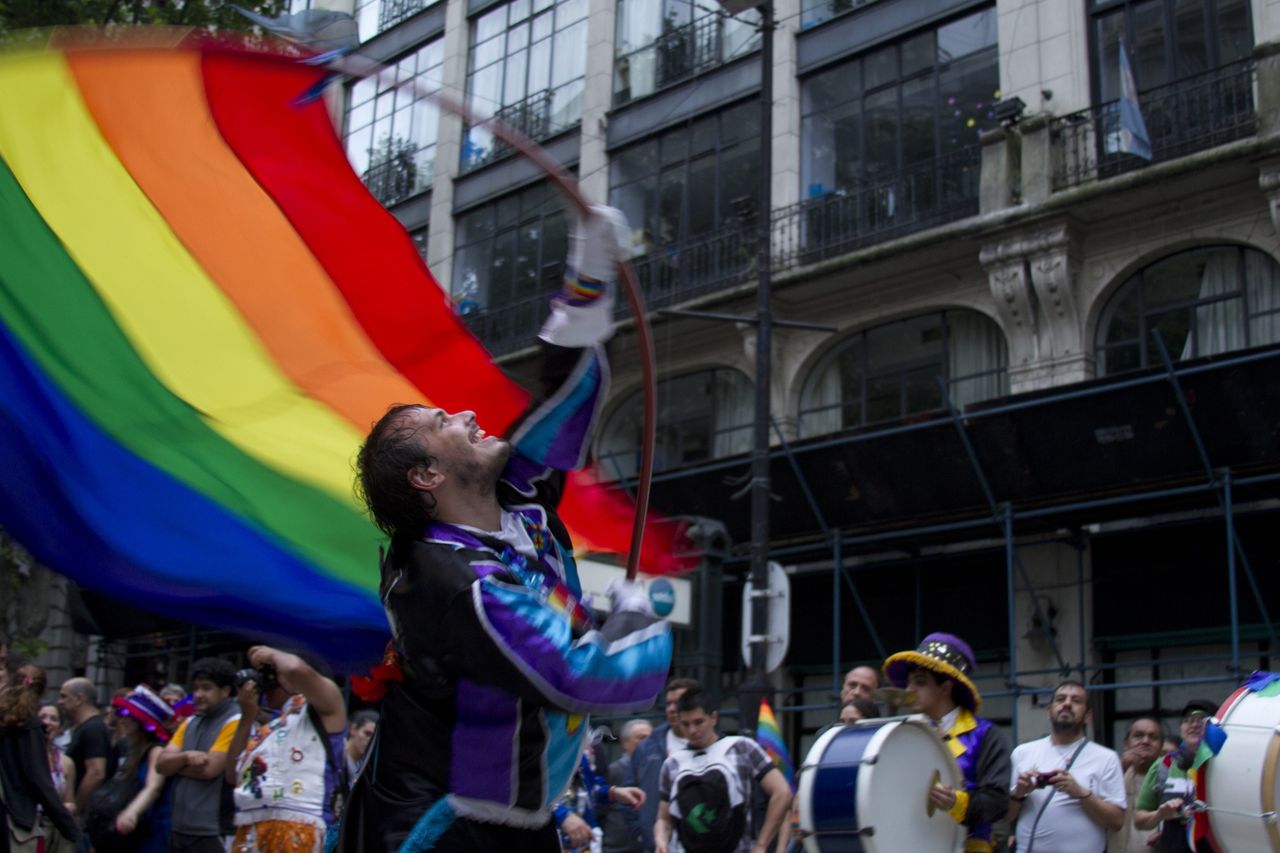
[797,716,964,853]
[1204,683,1280,852]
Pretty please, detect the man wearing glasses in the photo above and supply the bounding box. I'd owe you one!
[1132,698,1218,853]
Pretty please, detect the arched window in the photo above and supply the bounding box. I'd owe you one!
[597,368,753,480]
[799,309,1007,438]
[1095,245,1280,375]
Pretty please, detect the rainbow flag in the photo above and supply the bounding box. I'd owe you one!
[755,697,795,790]
[0,31,688,668]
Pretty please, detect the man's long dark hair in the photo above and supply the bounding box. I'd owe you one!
[356,404,438,541]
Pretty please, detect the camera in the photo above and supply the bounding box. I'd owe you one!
[1034,772,1058,788]
[233,664,278,692]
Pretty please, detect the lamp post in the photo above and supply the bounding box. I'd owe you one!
[714,0,774,735]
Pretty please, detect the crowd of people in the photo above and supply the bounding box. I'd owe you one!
[0,632,1237,853]
[0,645,382,853]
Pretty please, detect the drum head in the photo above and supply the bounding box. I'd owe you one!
[856,720,964,853]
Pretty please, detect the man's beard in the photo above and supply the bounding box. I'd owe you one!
[1051,715,1085,737]
[453,441,511,495]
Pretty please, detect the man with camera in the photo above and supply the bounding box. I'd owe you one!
[222,645,347,853]
[1008,681,1126,853]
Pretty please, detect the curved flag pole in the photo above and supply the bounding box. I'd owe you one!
[325,53,658,581]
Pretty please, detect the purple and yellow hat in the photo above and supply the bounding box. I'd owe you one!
[883,632,982,713]
[112,685,176,742]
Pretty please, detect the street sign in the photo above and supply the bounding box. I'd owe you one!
[741,561,790,672]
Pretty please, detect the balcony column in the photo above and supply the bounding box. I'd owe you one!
[1026,223,1090,386]
[1018,113,1053,207]
[1258,159,1280,238]
[979,126,1019,214]
[981,237,1040,392]
[1254,41,1280,139]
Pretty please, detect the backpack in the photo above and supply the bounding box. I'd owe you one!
[671,740,747,853]
[85,767,144,853]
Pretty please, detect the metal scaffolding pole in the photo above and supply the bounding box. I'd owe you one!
[1004,504,1019,735]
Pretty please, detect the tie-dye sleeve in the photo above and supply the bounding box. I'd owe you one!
[435,571,672,715]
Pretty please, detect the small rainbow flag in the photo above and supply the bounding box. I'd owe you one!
[0,30,689,667]
[755,697,795,790]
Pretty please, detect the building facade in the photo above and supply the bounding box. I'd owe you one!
[291,0,1280,751]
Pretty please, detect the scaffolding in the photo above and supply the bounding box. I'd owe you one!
[633,343,1280,742]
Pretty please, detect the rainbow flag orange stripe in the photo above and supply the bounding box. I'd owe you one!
[0,32,686,666]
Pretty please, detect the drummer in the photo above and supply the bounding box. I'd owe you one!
[883,633,1012,853]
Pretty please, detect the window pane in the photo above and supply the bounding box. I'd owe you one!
[939,47,1000,149]
[804,63,856,116]
[475,6,507,43]
[865,45,896,90]
[1133,0,1169,90]
[1173,0,1208,78]
[938,8,997,61]
[867,314,942,372]
[1217,0,1252,64]
[864,87,899,179]
[720,100,761,144]
[902,32,933,76]
[901,75,936,165]
[1104,289,1141,345]
[687,156,717,236]
[1095,10,1124,102]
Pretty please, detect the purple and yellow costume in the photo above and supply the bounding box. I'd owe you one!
[337,287,672,852]
[884,633,1011,853]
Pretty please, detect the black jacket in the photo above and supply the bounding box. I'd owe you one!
[0,718,80,841]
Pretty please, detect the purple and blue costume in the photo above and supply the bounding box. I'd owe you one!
[337,289,672,852]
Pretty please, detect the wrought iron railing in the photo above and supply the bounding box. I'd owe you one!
[461,89,558,172]
[460,148,990,355]
[773,144,983,268]
[614,13,757,106]
[1051,59,1256,190]
[362,146,426,207]
[378,0,430,32]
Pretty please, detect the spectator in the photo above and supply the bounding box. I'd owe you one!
[556,744,644,853]
[159,686,186,708]
[156,657,241,853]
[38,703,77,853]
[1008,681,1126,853]
[89,686,175,853]
[342,710,378,787]
[222,645,347,853]
[58,677,111,815]
[883,633,1011,852]
[602,720,652,853]
[1108,717,1164,853]
[158,686,191,731]
[838,699,879,725]
[839,666,880,706]
[654,688,791,853]
[627,677,700,852]
[1133,698,1218,853]
[1,664,81,851]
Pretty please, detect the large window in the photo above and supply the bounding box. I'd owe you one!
[801,7,999,200]
[352,0,438,40]
[799,310,1008,437]
[461,0,587,170]
[1090,0,1252,101]
[598,369,754,479]
[614,0,760,105]
[452,182,568,314]
[609,100,761,255]
[1095,245,1280,375]
[344,40,443,206]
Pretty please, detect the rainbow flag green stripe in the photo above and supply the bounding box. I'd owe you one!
[0,34,690,665]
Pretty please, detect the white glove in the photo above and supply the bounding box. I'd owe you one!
[568,205,631,283]
[607,579,654,617]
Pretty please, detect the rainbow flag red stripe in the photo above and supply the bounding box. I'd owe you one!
[0,32,687,666]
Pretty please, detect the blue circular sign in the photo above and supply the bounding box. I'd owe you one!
[649,578,675,618]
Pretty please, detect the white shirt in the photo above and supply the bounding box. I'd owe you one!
[1010,736,1127,853]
